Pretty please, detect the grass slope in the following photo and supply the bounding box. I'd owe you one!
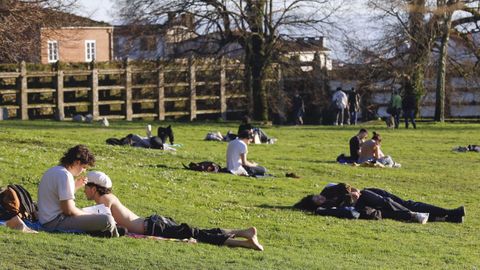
[0,120,479,269]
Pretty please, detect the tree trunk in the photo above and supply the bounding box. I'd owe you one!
[246,1,268,121]
[434,1,454,122]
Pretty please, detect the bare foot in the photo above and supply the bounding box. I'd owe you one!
[247,235,264,251]
[21,226,38,234]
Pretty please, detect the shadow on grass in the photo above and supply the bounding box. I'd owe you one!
[139,164,181,170]
[257,204,294,210]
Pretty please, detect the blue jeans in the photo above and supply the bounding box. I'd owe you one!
[349,111,357,125]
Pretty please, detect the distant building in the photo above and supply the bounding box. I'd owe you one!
[0,6,112,63]
[113,13,197,60]
[40,26,113,64]
[280,37,332,71]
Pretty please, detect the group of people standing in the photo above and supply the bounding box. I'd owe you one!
[332,87,361,126]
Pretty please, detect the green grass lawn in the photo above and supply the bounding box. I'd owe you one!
[0,120,479,269]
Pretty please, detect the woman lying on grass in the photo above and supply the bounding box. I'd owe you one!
[294,183,465,224]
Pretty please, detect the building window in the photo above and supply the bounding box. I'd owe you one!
[85,40,96,62]
[47,41,58,63]
[140,36,157,51]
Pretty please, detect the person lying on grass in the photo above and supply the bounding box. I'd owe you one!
[84,171,264,251]
[37,145,120,237]
[294,183,465,224]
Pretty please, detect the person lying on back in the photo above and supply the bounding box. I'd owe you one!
[84,171,264,251]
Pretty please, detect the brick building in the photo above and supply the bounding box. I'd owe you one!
[40,26,113,64]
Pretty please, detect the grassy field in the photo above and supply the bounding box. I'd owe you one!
[0,120,479,270]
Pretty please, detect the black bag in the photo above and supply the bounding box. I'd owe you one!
[0,184,37,222]
[183,161,221,173]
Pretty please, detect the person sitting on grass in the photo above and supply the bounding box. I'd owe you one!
[294,183,466,224]
[37,145,120,237]
[357,132,400,168]
[226,129,267,176]
[237,116,274,144]
[337,129,369,164]
[84,171,264,251]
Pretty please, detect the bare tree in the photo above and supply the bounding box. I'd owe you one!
[0,0,78,63]
[115,0,344,121]
[345,0,480,121]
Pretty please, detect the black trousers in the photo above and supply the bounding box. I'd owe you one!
[356,188,452,221]
[145,215,230,245]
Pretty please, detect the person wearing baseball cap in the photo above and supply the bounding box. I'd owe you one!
[37,145,119,237]
[84,171,264,250]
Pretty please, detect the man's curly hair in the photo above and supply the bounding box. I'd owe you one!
[59,145,96,167]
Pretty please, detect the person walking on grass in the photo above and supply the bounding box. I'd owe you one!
[348,88,360,125]
[402,93,417,129]
[84,171,263,251]
[37,145,119,237]
[332,87,348,126]
[389,91,402,129]
[226,129,267,176]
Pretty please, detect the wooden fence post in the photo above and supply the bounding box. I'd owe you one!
[124,59,133,121]
[189,56,197,121]
[90,61,99,120]
[19,61,28,120]
[219,57,227,120]
[56,69,65,121]
[157,59,165,121]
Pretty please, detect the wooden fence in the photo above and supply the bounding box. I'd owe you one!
[0,58,254,121]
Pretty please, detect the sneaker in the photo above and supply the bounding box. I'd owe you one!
[446,206,465,223]
[446,215,464,223]
[117,226,128,237]
[412,212,429,224]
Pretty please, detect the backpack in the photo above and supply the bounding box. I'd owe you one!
[0,184,37,222]
[183,161,221,173]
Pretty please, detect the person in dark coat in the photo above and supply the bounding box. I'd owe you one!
[402,93,417,129]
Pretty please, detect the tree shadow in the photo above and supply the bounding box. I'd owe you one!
[257,204,295,210]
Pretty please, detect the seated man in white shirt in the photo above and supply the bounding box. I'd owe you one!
[226,129,266,176]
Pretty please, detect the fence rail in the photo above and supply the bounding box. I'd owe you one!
[0,58,250,121]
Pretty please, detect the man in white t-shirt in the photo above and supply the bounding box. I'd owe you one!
[332,87,348,126]
[226,129,266,176]
[37,145,119,237]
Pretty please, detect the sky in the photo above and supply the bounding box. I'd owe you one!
[75,0,116,24]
